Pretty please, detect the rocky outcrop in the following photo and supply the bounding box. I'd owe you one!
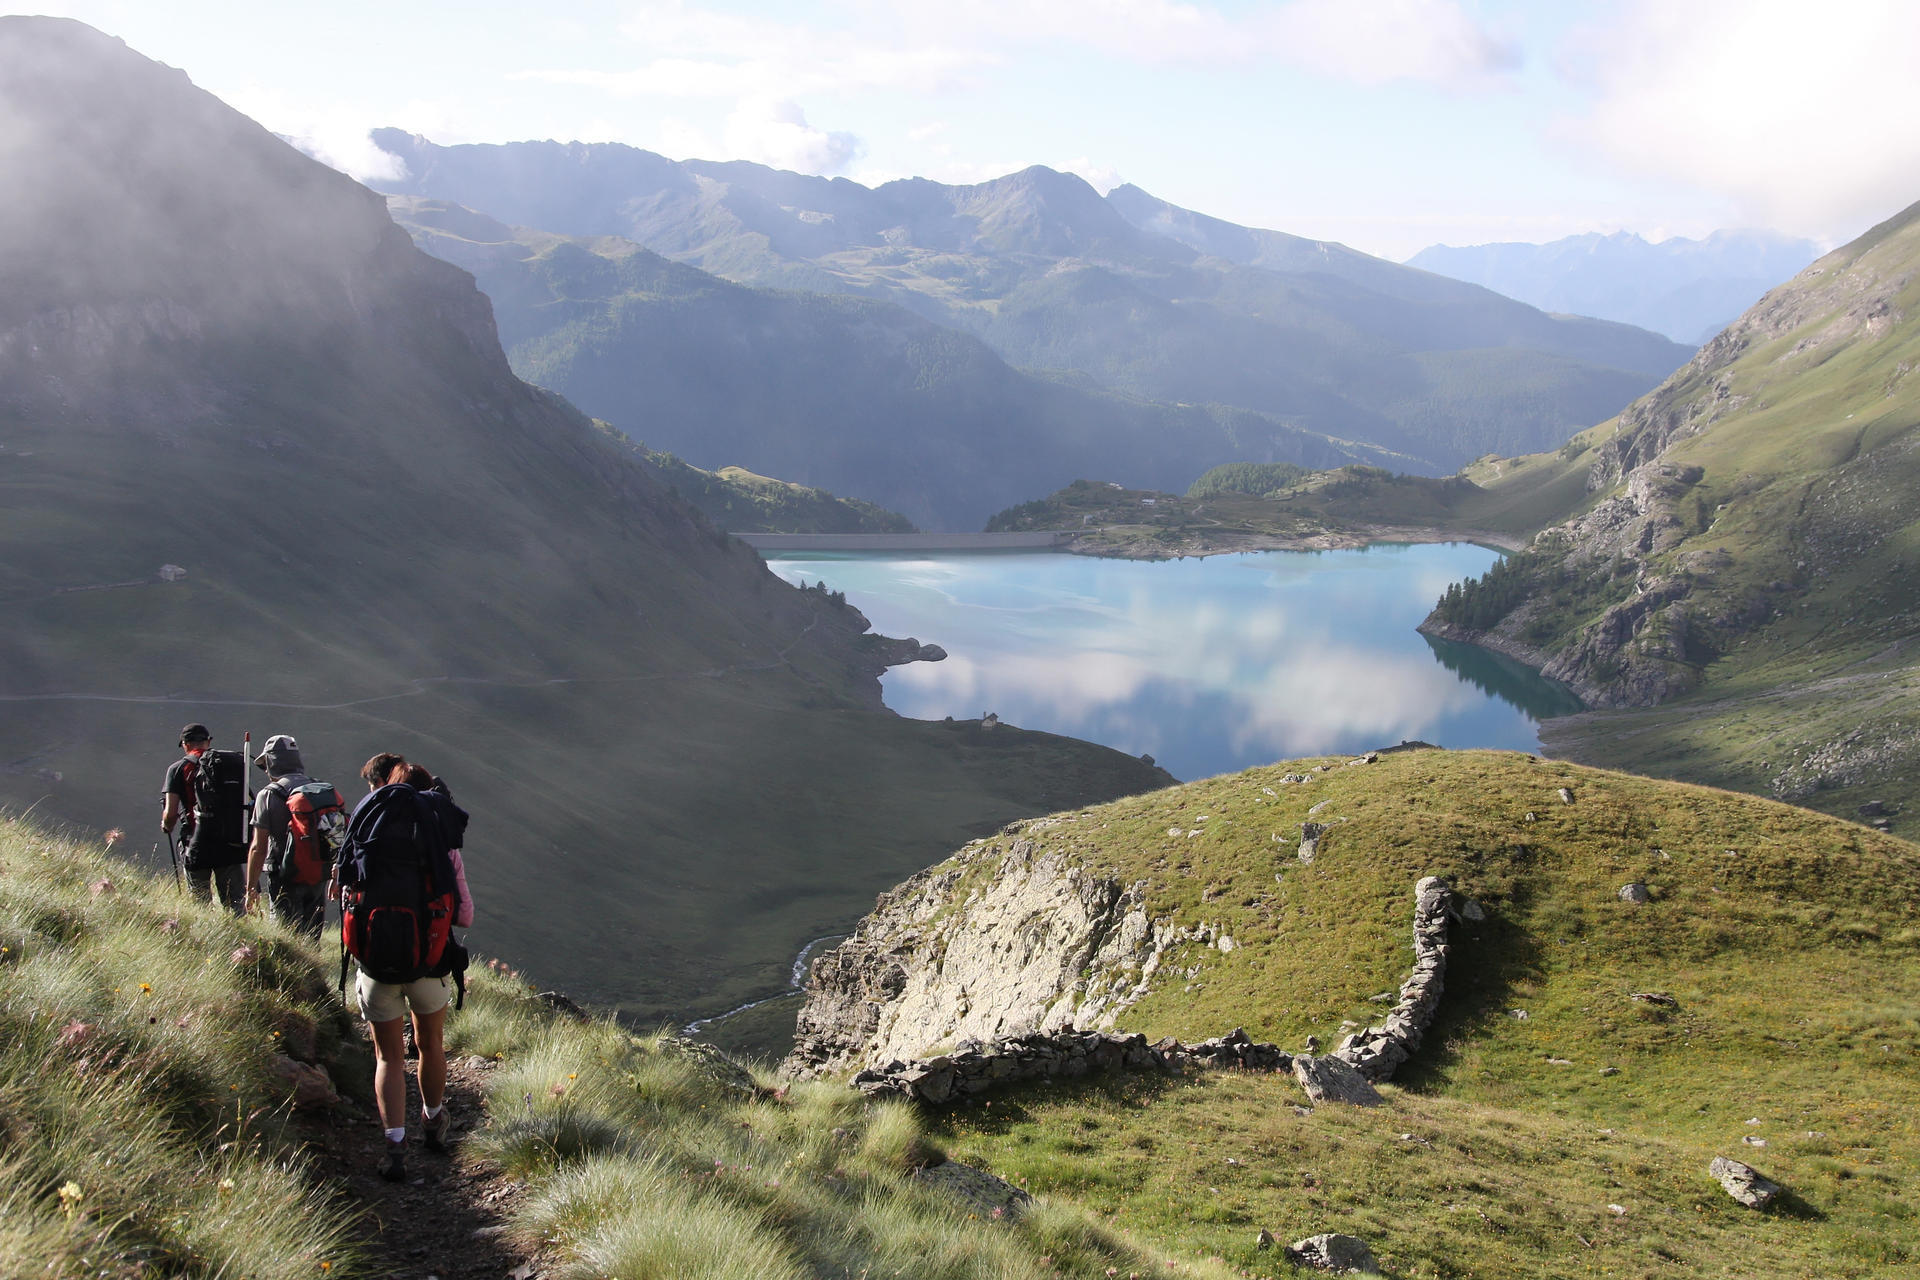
[788,840,1459,1102]
[785,827,1216,1078]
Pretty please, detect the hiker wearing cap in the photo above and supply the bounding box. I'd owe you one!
[161,724,247,913]
[338,753,472,1182]
[243,735,343,937]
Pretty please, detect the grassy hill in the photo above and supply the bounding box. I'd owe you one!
[386,197,1400,530]
[370,135,1694,472]
[1421,200,1920,824]
[0,812,1241,1280]
[888,748,1920,1278]
[0,17,1169,1026]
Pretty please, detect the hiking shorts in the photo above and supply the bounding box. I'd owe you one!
[354,969,452,1024]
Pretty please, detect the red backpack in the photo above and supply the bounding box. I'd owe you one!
[278,780,345,887]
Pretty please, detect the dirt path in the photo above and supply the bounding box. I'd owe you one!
[303,1054,554,1280]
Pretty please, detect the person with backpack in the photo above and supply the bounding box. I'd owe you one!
[160,723,248,913]
[336,753,471,1183]
[242,734,342,938]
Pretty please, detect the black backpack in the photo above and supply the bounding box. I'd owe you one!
[185,749,248,869]
[338,784,468,1006]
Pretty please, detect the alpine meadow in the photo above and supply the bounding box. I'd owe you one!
[5,9,1918,1280]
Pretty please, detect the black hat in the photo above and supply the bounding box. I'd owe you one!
[179,723,211,745]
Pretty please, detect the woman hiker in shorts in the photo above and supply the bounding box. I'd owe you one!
[337,753,473,1183]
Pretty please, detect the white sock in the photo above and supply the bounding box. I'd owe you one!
[385,1127,406,1145]
[423,1104,443,1120]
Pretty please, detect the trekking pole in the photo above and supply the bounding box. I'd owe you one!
[165,829,183,893]
[242,729,253,845]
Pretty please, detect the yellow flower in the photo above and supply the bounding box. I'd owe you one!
[57,1181,82,1216]
[218,1177,236,1195]
[140,983,152,994]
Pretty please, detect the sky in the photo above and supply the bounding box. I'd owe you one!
[23,1,1920,260]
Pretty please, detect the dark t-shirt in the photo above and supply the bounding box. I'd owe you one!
[163,755,200,841]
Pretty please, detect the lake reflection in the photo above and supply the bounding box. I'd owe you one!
[768,546,1578,782]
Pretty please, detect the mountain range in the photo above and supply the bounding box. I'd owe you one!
[388,197,1398,530]
[0,17,1167,1021]
[1409,229,1819,345]
[368,132,1696,481]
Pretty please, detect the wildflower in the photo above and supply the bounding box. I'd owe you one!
[57,1020,93,1049]
[57,1181,82,1216]
[140,983,152,995]
[90,878,115,897]
[549,1082,568,1098]
[321,1265,332,1273]
[218,1177,236,1195]
[104,828,124,848]
[229,945,257,966]
[159,918,179,933]
[567,1072,577,1080]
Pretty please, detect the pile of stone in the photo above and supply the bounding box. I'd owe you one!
[851,1027,1292,1105]
[1330,876,1454,1081]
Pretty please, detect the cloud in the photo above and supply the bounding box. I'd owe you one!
[1561,0,1920,241]
[890,0,1520,86]
[723,97,862,175]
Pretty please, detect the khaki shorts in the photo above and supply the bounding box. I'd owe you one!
[354,968,451,1023]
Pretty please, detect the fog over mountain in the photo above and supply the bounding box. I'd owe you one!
[369,132,1695,472]
[0,16,1168,1019]
[1408,230,1819,344]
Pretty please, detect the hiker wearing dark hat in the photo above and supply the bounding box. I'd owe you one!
[243,734,343,937]
[161,724,247,913]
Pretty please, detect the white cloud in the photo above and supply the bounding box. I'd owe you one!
[1561,0,1920,242]
[1057,157,1125,194]
[722,97,862,175]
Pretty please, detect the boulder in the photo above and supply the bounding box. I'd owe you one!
[1619,882,1651,904]
[1285,1233,1380,1274]
[1292,1055,1384,1107]
[267,1054,338,1110]
[1298,821,1330,864]
[911,1159,1032,1221]
[1709,1156,1782,1210]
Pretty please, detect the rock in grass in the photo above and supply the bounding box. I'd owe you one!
[911,1159,1031,1221]
[1619,881,1651,904]
[1292,1054,1383,1107]
[1709,1156,1783,1209]
[267,1053,338,1110]
[1298,821,1330,864]
[1285,1233,1380,1274]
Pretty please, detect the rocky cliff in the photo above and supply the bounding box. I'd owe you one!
[1424,198,1920,713]
[785,824,1212,1076]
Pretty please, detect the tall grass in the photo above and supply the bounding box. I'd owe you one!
[0,813,365,1277]
[446,977,1237,1278]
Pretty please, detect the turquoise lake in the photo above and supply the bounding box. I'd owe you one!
[767,544,1581,783]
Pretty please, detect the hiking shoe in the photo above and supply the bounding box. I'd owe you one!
[379,1140,407,1183]
[423,1107,452,1154]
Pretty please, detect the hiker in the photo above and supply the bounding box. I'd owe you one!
[337,753,471,1183]
[160,724,248,913]
[242,734,343,937]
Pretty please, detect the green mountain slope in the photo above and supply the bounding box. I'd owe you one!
[821,749,1920,1277]
[1422,201,1920,822]
[369,134,1694,470]
[0,17,1169,1022]
[386,198,1400,530]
